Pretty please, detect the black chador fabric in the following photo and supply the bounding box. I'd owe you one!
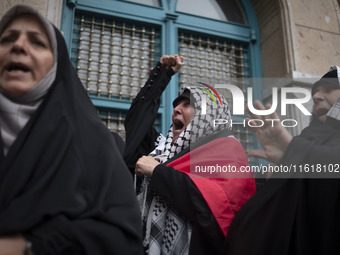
[0,135,4,165]
[123,64,225,255]
[0,25,142,254]
[124,63,171,173]
[124,62,256,255]
[224,117,340,255]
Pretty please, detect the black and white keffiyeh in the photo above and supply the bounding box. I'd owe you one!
[328,99,340,121]
[137,85,231,255]
[189,85,232,143]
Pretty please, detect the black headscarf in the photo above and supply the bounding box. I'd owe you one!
[0,5,142,255]
[312,66,340,95]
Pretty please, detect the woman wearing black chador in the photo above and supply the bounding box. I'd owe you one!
[224,66,340,255]
[0,4,142,254]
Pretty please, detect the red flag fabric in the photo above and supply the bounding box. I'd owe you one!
[167,137,256,236]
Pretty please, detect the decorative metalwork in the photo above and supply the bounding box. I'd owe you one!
[178,31,253,156]
[97,108,126,139]
[178,31,249,90]
[72,13,161,100]
[70,13,254,156]
[232,125,256,165]
[96,108,161,141]
[71,12,162,139]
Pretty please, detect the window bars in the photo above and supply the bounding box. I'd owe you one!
[71,13,161,138]
[178,31,254,157]
[97,108,126,137]
[178,31,249,89]
[72,13,161,100]
[70,13,255,161]
[97,108,162,140]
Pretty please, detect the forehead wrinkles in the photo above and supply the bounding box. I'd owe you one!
[5,15,49,38]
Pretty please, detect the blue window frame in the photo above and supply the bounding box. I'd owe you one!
[61,0,262,164]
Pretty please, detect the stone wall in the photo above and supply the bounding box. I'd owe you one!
[250,0,340,134]
[251,0,340,78]
[0,0,63,28]
[292,0,340,75]
[251,0,288,79]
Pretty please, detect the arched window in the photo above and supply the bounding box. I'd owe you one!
[176,0,245,24]
[62,0,262,163]
[124,0,161,7]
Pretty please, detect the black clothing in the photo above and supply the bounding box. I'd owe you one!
[0,25,142,254]
[124,63,224,254]
[124,63,255,255]
[124,64,224,254]
[172,88,191,107]
[124,63,173,173]
[111,132,125,155]
[312,68,339,95]
[151,164,225,255]
[224,117,340,255]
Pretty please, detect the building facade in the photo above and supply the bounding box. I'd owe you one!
[2,0,339,160]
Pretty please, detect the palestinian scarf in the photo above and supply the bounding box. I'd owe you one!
[0,4,58,155]
[137,85,232,254]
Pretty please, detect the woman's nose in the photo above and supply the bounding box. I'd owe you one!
[173,105,182,114]
[11,36,27,53]
[312,91,324,103]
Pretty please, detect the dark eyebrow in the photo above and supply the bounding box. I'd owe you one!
[182,99,190,104]
[3,28,47,38]
[1,28,51,48]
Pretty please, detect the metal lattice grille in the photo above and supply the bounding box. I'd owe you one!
[178,31,249,90]
[232,125,256,165]
[178,31,254,155]
[71,13,161,100]
[71,12,162,138]
[97,108,161,141]
[97,108,126,138]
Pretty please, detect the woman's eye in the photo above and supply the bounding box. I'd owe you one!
[32,40,46,47]
[29,35,48,48]
[0,36,14,44]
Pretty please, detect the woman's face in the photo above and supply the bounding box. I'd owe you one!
[0,14,54,97]
[312,83,340,122]
[172,99,196,142]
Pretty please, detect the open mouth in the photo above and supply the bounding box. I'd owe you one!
[6,63,30,73]
[173,119,184,131]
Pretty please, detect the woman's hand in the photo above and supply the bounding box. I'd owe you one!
[246,100,293,164]
[135,156,160,178]
[160,54,184,73]
[0,235,27,255]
